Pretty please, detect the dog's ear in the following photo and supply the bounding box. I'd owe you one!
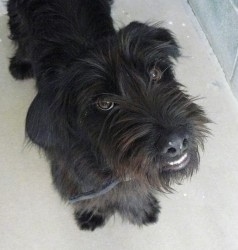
[26,93,62,148]
[118,21,181,61]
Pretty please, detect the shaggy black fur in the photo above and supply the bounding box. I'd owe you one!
[7,0,210,231]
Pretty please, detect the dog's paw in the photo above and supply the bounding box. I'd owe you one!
[9,56,33,80]
[142,209,159,225]
[74,211,105,231]
[142,196,160,225]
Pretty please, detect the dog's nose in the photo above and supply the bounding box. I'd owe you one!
[162,133,189,158]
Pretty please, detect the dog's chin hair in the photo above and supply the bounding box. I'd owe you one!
[105,148,200,193]
[160,152,200,190]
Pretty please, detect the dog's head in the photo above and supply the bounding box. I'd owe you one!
[26,22,210,191]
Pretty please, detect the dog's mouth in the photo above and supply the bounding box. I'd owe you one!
[163,153,190,171]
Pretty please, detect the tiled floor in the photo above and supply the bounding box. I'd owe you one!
[1,1,238,249]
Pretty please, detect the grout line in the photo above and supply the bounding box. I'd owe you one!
[186,0,228,80]
[229,0,238,15]
[188,0,238,85]
[229,0,238,81]
[230,48,238,82]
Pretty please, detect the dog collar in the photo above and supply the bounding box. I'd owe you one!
[69,179,121,204]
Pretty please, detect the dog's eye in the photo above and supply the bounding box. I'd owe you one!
[96,98,114,111]
[149,68,162,81]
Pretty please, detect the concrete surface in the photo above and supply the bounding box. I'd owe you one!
[1,1,238,250]
[0,0,6,16]
[188,0,238,99]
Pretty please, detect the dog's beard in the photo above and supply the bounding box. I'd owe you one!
[86,87,209,192]
[101,131,201,192]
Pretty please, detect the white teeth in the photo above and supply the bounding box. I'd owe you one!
[168,153,188,166]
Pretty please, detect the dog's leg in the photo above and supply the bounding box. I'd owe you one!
[50,160,114,231]
[74,207,114,231]
[9,48,34,80]
[118,193,160,226]
[8,1,33,80]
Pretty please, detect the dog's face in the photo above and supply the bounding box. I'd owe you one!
[26,22,209,191]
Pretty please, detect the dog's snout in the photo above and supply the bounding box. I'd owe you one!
[162,133,189,158]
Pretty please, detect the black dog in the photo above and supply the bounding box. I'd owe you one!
[7,0,209,230]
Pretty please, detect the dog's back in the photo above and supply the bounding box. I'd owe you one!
[7,0,115,85]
